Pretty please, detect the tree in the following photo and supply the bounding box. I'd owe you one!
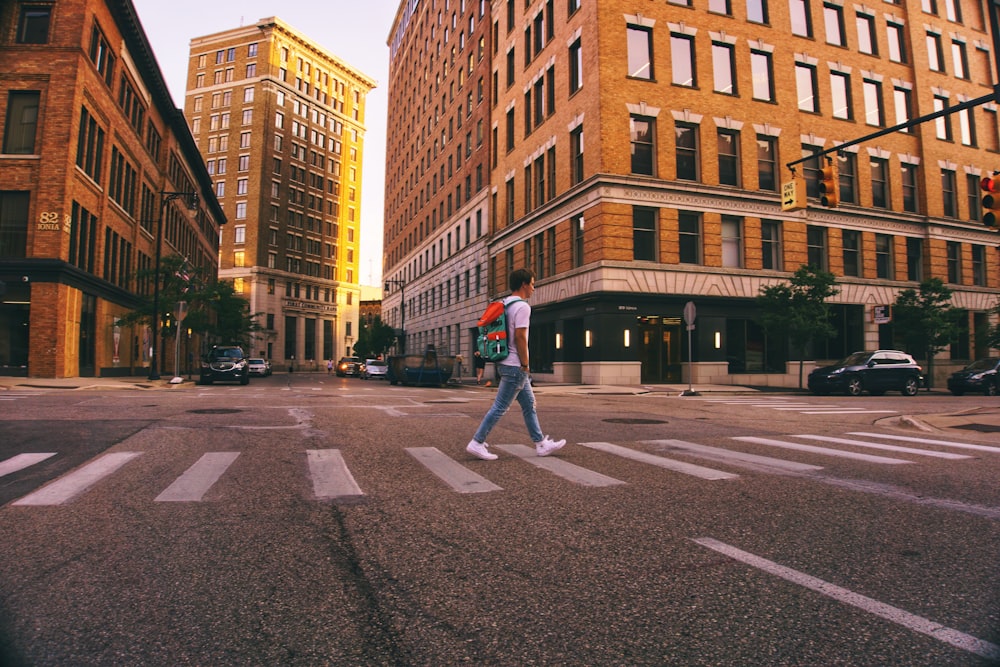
[757,265,840,388]
[353,316,396,360]
[986,299,1000,351]
[892,278,959,388]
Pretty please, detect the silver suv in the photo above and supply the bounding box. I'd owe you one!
[808,350,923,396]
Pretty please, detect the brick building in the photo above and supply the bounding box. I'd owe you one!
[0,0,224,378]
[384,0,1000,386]
[184,18,376,368]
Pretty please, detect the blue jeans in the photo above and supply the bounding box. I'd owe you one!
[473,364,544,444]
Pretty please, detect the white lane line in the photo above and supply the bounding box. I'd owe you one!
[494,445,626,487]
[405,447,502,493]
[798,410,898,414]
[155,452,241,502]
[11,452,142,506]
[849,432,1000,455]
[578,442,738,480]
[691,537,1000,661]
[644,440,823,473]
[733,437,912,464]
[306,449,364,499]
[794,435,971,460]
[0,453,56,477]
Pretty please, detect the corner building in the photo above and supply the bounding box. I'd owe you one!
[185,18,375,368]
[0,0,224,378]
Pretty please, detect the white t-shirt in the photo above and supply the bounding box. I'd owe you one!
[501,296,530,367]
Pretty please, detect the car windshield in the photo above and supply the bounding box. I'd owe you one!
[966,358,999,371]
[249,358,264,364]
[212,348,243,359]
[367,360,386,367]
[838,352,871,366]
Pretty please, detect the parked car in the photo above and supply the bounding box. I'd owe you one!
[247,358,272,377]
[199,345,250,385]
[947,357,1000,396]
[335,356,363,377]
[808,350,923,396]
[362,358,388,380]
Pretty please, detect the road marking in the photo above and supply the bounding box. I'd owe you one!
[645,440,823,473]
[578,442,738,480]
[155,452,240,502]
[494,444,626,487]
[0,453,56,477]
[306,449,364,499]
[12,452,142,506]
[691,537,1000,661]
[793,435,971,460]
[798,410,898,415]
[849,432,1000,455]
[406,447,503,493]
[733,437,912,464]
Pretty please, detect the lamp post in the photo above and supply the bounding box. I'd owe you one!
[384,278,406,354]
[149,191,199,380]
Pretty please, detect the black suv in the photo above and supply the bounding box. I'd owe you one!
[199,346,250,385]
[808,350,923,396]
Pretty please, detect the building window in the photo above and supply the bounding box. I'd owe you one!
[942,169,957,217]
[626,25,653,80]
[806,225,828,270]
[761,220,782,270]
[906,237,923,281]
[570,125,584,185]
[569,38,583,93]
[796,63,819,112]
[946,241,962,283]
[830,71,852,120]
[887,23,907,63]
[675,122,699,181]
[871,157,889,208]
[3,91,39,155]
[802,144,823,197]
[902,163,919,212]
[875,233,893,279]
[926,32,945,71]
[750,50,774,101]
[671,34,696,87]
[894,86,913,132]
[842,229,861,277]
[721,216,743,267]
[76,107,105,182]
[88,25,116,87]
[17,6,51,44]
[838,153,857,204]
[712,42,736,95]
[856,13,877,54]
[630,115,655,176]
[959,107,977,146]
[757,135,778,191]
[718,129,740,186]
[633,207,657,261]
[952,40,969,79]
[678,211,701,264]
[968,173,982,222]
[863,79,884,126]
[972,245,986,286]
[572,214,585,268]
[0,192,29,258]
[710,0,732,13]
[747,0,769,23]
[824,3,845,45]
[790,0,813,37]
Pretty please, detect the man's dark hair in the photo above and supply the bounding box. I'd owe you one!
[509,268,535,292]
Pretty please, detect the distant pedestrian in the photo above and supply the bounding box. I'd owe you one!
[466,268,566,460]
[473,349,486,384]
[327,359,333,375]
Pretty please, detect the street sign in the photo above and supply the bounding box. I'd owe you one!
[683,301,696,326]
[872,305,892,324]
[781,177,807,211]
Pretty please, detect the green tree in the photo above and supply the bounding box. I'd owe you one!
[757,265,840,388]
[892,278,959,388]
[353,316,396,360]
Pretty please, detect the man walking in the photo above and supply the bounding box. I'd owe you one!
[466,268,566,460]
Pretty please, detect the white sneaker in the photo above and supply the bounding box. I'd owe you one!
[466,439,498,460]
[535,436,566,457]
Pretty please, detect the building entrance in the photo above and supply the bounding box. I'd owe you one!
[638,317,682,383]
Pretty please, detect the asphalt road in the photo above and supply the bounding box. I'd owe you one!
[0,375,997,666]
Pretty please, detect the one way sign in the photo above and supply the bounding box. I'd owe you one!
[781,177,806,211]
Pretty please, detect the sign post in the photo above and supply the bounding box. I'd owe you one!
[682,301,699,396]
[171,301,189,384]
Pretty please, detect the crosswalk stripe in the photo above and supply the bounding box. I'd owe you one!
[578,442,738,480]
[692,537,1000,661]
[732,437,912,464]
[11,452,142,506]
[848,432,1000,455]
[794,435,971,459]
[799,410,898,414]
[155,452,241,502]
[406,447,503,493]
[494,444,626,486]
[306,449,364,498]
[644,439,823,473]
[0,453,56,477]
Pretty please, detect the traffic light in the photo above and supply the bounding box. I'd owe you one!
[980,173,1000,227]
[818,162,839,208]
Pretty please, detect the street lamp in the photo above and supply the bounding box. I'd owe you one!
[149,191,199,380]
[384,278,406,354]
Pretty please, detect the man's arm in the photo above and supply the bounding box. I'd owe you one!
[514,327,529,369]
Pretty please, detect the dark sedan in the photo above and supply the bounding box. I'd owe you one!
[947,357,1000,396]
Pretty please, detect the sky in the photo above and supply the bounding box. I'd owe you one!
[131,0,400,288]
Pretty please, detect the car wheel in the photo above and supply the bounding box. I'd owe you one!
[901,377,919,396]
[240,375,250,386]
[846,377,863,396]
[985,382,998,397]
[199,378,212,385]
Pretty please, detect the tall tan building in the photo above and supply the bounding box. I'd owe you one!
[0,0,224,378]
[385,0,999,386]
[184,18,375,367]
